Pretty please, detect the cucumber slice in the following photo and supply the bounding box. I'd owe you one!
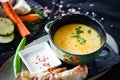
[0,33,14,43]
[0,17,14,35]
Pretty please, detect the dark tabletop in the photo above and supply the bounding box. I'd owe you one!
[0,0,120,80]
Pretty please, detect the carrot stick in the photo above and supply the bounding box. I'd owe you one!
[1,2,16,23]
[19,14,40,22]
[1,1,31,37]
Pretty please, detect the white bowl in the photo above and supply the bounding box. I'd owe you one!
[19,42,62,73]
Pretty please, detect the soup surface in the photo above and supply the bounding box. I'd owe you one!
[53,24,101,54]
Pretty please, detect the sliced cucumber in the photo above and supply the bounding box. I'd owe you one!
[0,17,14,35]
[0,33,14,43]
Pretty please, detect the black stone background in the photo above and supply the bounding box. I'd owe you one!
[0,0,120,80]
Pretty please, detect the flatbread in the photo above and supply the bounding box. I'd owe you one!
[15,64,88,80]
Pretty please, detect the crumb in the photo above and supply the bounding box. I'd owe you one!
[85,11,89,15]
[2,53,4,56]
[78,7,81,10]
[90,3,94,7]
[60,1,63,4]
[110,25,114,28]
[92,12,97,17]
[66,3,71,8]
[101,17,104,21]
[59,5,63,8]
[52,2,55,5]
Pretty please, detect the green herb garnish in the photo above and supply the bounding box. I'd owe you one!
[88,30,92,34]
[72,26,86,45]
[80,38,86,45]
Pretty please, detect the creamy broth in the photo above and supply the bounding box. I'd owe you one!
[53,24,101,54]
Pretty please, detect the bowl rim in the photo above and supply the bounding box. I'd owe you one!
[49,13,107,56]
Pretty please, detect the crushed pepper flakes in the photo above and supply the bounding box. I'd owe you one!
[32,55,51,68]
[44,9,51,15]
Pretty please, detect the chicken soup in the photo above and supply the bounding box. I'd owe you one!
[53,24,102,54]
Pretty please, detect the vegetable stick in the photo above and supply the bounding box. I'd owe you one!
[1,1,31,37]
[19,14,40,22]
[13,37,26,76]
[1,2,15,22]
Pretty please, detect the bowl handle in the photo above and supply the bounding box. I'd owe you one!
[44,21,54,33]
[96,44,111,60]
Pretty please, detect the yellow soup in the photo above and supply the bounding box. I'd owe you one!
[53,24,102,54]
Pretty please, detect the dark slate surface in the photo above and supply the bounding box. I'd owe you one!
[0,0,120,80]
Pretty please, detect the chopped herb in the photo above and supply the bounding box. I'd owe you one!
[88,30,92,34]
[72,27,86,45]
[78,26,81,28]
[76,27,84,35]
[80,38,86,45]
